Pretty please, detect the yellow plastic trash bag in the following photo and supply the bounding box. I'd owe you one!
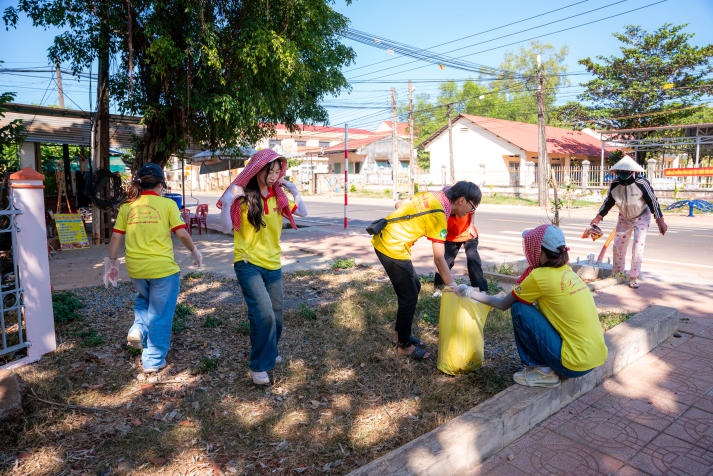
[437,291,491,375]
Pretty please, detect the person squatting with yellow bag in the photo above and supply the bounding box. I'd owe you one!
[456,225,608,388]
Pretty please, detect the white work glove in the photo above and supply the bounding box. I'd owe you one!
[280,179,299,195]
[456,284,480,299]
[219,184,244,207]
[218,185,243,233]
[103,257,119,288]
[191,248,203,267]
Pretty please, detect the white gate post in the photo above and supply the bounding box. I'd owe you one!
[9,167,56,365]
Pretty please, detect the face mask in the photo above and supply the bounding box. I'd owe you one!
[617,171,632,180]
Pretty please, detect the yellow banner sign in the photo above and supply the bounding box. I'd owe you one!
[663,167,713,177]
[54,214,90,250]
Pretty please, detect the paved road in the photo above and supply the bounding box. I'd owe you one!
[51,192,713,291]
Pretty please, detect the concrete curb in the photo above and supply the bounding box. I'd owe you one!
[348,305,678,476]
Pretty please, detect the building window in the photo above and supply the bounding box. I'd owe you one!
[296,140,307,146]
[268,139,281,148]
[319,141,330,148]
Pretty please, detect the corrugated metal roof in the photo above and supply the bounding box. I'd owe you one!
[1,103,144,149]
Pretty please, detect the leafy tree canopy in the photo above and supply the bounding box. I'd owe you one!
[576,23,713,131]
[0,87,24,177]
[3,0,355,167]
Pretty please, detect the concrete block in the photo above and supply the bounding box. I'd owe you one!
[0,369,26,423]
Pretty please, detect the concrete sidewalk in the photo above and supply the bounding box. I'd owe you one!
[48,203,713,475]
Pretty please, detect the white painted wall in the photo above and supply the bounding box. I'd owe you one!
[425,118,525,187]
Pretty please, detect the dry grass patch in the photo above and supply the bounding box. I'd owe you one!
[1,267,628,475]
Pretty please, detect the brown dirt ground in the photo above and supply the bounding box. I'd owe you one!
[2,267,520,475]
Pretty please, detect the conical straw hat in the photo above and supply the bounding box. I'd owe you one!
[610,155,645,172]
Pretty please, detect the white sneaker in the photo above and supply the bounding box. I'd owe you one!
[432,289,442,298]
[127,329,143,349]
[513,366,561,388]
[251,370,270,385]
[142,362,166,374]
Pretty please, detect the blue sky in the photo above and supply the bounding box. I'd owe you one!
[1,0,712,131]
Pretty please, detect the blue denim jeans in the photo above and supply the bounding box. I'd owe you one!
[511,301,592,379]
[234,261,283,372]
[129,273,180,370]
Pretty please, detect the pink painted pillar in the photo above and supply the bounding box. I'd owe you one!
[7,167,56,367]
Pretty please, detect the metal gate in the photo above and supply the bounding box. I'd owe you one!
[0,187,26,364]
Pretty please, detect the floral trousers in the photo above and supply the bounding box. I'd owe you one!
[612,210,651,280]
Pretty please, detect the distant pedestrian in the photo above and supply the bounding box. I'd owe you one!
[433,188,487,296]
[372,181,482,361]
[217,149,308,385]
[590,155,667,288]
[457,224,608,388]
[105,163,203,374]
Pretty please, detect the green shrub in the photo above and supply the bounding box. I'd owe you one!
[204,315,222,328]
[236,321,250,336]
[298,303,317,320]
[77,328,106,347]
[193,357,219,374]
[52,292,84,323]
[330,257,356,269]
[173,303,195,332]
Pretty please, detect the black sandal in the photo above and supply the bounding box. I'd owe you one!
[390,336,426,348]
[402,345,431,361]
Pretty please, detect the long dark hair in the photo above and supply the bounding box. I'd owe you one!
[541,246,569,268]
[243,160,282,231]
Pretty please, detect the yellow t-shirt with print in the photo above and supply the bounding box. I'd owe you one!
[512,265,608,371]
[113,192,186,279]
[371,192,447,261]
[233,192,295,271]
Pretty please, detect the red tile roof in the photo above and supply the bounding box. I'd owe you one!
[457,114,604,157]
[377,121,411,137]
[273,123,374,136]
[323,134,392,153]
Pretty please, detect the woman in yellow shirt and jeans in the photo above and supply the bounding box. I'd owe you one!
[106,163,202,374]
[457,224,608,388]
[218,149,308,385]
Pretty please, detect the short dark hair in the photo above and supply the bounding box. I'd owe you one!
[445,181,482,207]
[542,246,569,268]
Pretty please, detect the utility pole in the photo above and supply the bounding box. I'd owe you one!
[408,80,415,197]
[391,88,399,201]
[536,55,550,208]
[55,61,64,108]
[447,103,455,184]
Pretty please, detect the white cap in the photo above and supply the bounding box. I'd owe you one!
[610,155,645,172]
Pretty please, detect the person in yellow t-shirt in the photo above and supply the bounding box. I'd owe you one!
[106,163,202,374]
[372,181,482,361]
[457,224,607,388]
[217,149,308,386]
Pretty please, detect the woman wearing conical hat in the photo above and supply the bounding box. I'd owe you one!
[590,155,667,289]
